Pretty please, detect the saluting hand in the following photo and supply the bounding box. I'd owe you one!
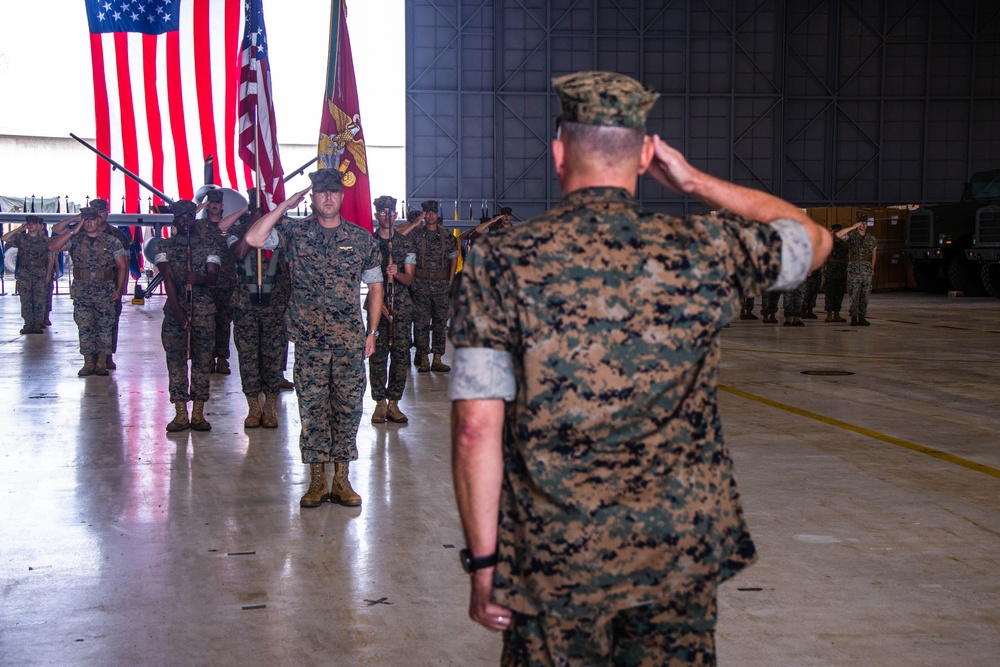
[646,135,700,196]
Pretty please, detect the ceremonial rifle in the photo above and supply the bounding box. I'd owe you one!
[386,215,395,348]
[185,222,194,360]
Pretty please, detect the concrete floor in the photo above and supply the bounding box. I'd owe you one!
[0,288,998,666]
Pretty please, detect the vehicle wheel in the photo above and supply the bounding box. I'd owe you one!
[948,258,987,296]
[982,263,1000,299]
[913,262,949,293]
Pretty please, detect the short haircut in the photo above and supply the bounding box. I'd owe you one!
[558,121,644,162]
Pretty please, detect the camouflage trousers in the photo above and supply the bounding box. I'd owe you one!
[823,270,847,312]
[412,278,450,356]
[761,283,804,317]
[210,281,235,359]
[17,272,49,328]
[368,299,413,401]
[294,345,366,463]
[232,304,286,396]
[846,264,873,318]
[111,296,123,353]
[161,306,215,402]
[742,296,755,311]
[803,269,822,312]
[501,586,718,667]
[73,296,115,356]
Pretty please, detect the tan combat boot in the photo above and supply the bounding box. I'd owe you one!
[78,355,97,377]
[278,374,294,390]
[431,355,451,372]
[417,354,430,373]
[105,353,117,370]
[244,395,262,429]
[214,358,231,375]
[833,311,847,323]
[299,463,329,508]
[825,311,835,322]
[328,462,361,507]
[261,394,279,428]
[94,354,109,376]
[386,400,408,423]
[371,399,388,424]
[190,401,212,431]
[166,402,189,432]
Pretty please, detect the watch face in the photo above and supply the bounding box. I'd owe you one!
[460,548,473,573]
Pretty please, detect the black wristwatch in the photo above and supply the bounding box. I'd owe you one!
[460,548,498,573]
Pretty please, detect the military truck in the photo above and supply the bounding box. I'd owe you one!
[905,170,1000,295]
[962,171,1000,298]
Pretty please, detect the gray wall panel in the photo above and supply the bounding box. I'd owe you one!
[407,0,1000,219]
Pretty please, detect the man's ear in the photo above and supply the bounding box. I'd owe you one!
[551,137,566,182]
[637,135,655,175]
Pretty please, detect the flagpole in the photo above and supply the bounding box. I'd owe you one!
[254,104,264,304]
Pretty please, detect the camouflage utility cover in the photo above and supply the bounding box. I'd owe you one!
[278,217,381,350]
[552,71,659,129]
[450,186,785,617]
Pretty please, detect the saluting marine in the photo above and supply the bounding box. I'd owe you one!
[155,200,221,432]
[2,215,52,334]
[839,218,878,326]
[91,198,133,370]
[450,71,832,663]
[243,169,383,509]
[48,207,128,376]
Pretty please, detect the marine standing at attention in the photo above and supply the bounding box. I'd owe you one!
[449,71,832,665]
[155,200,221,432]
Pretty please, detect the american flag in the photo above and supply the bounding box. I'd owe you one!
[85,0,252,210]
[237,0,284,210]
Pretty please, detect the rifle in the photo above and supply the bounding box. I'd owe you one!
[386,217,395,348]
[185,223,194,360]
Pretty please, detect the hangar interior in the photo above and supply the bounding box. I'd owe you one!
[1,1,999,665]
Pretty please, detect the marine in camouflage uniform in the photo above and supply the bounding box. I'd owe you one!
[839,220,878,325]
[411,199,458,373]
[155,200,221,432]
[227,197,291,429]
[199,188,238,374]
[91,198,133,369]
[47,207,128,376]
[242,169,383,509]
[368,196,416,424]
[801,267,822,318]
[823,224,848,322]
[449,71,831,666]
[2,215,51,334]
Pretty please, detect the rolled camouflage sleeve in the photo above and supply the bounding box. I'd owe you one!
[712,210,784,297]
[361,236,384,285]
[111,238,128,260]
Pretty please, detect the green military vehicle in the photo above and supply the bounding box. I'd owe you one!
[905,170,999,295]
[963,171,1000,298]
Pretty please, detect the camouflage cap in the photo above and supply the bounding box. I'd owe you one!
[374,195,397,211]
[406,209,422,223]
[80,206,99,219]
[499,206,512,215]
[421,200,439,213]
[552,71,659,130]
[25,214,44,225]
[172,200,197,219]
[246,187,259,206]
[309,168,343,193]
[205,188,225,204]
[831,223,843,232]
[90,198,109,213]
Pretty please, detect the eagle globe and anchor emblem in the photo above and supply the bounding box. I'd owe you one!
[318,99,367,187]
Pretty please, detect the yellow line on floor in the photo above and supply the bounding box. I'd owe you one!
[720,346,1000,364]
[719,384,1000,479]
